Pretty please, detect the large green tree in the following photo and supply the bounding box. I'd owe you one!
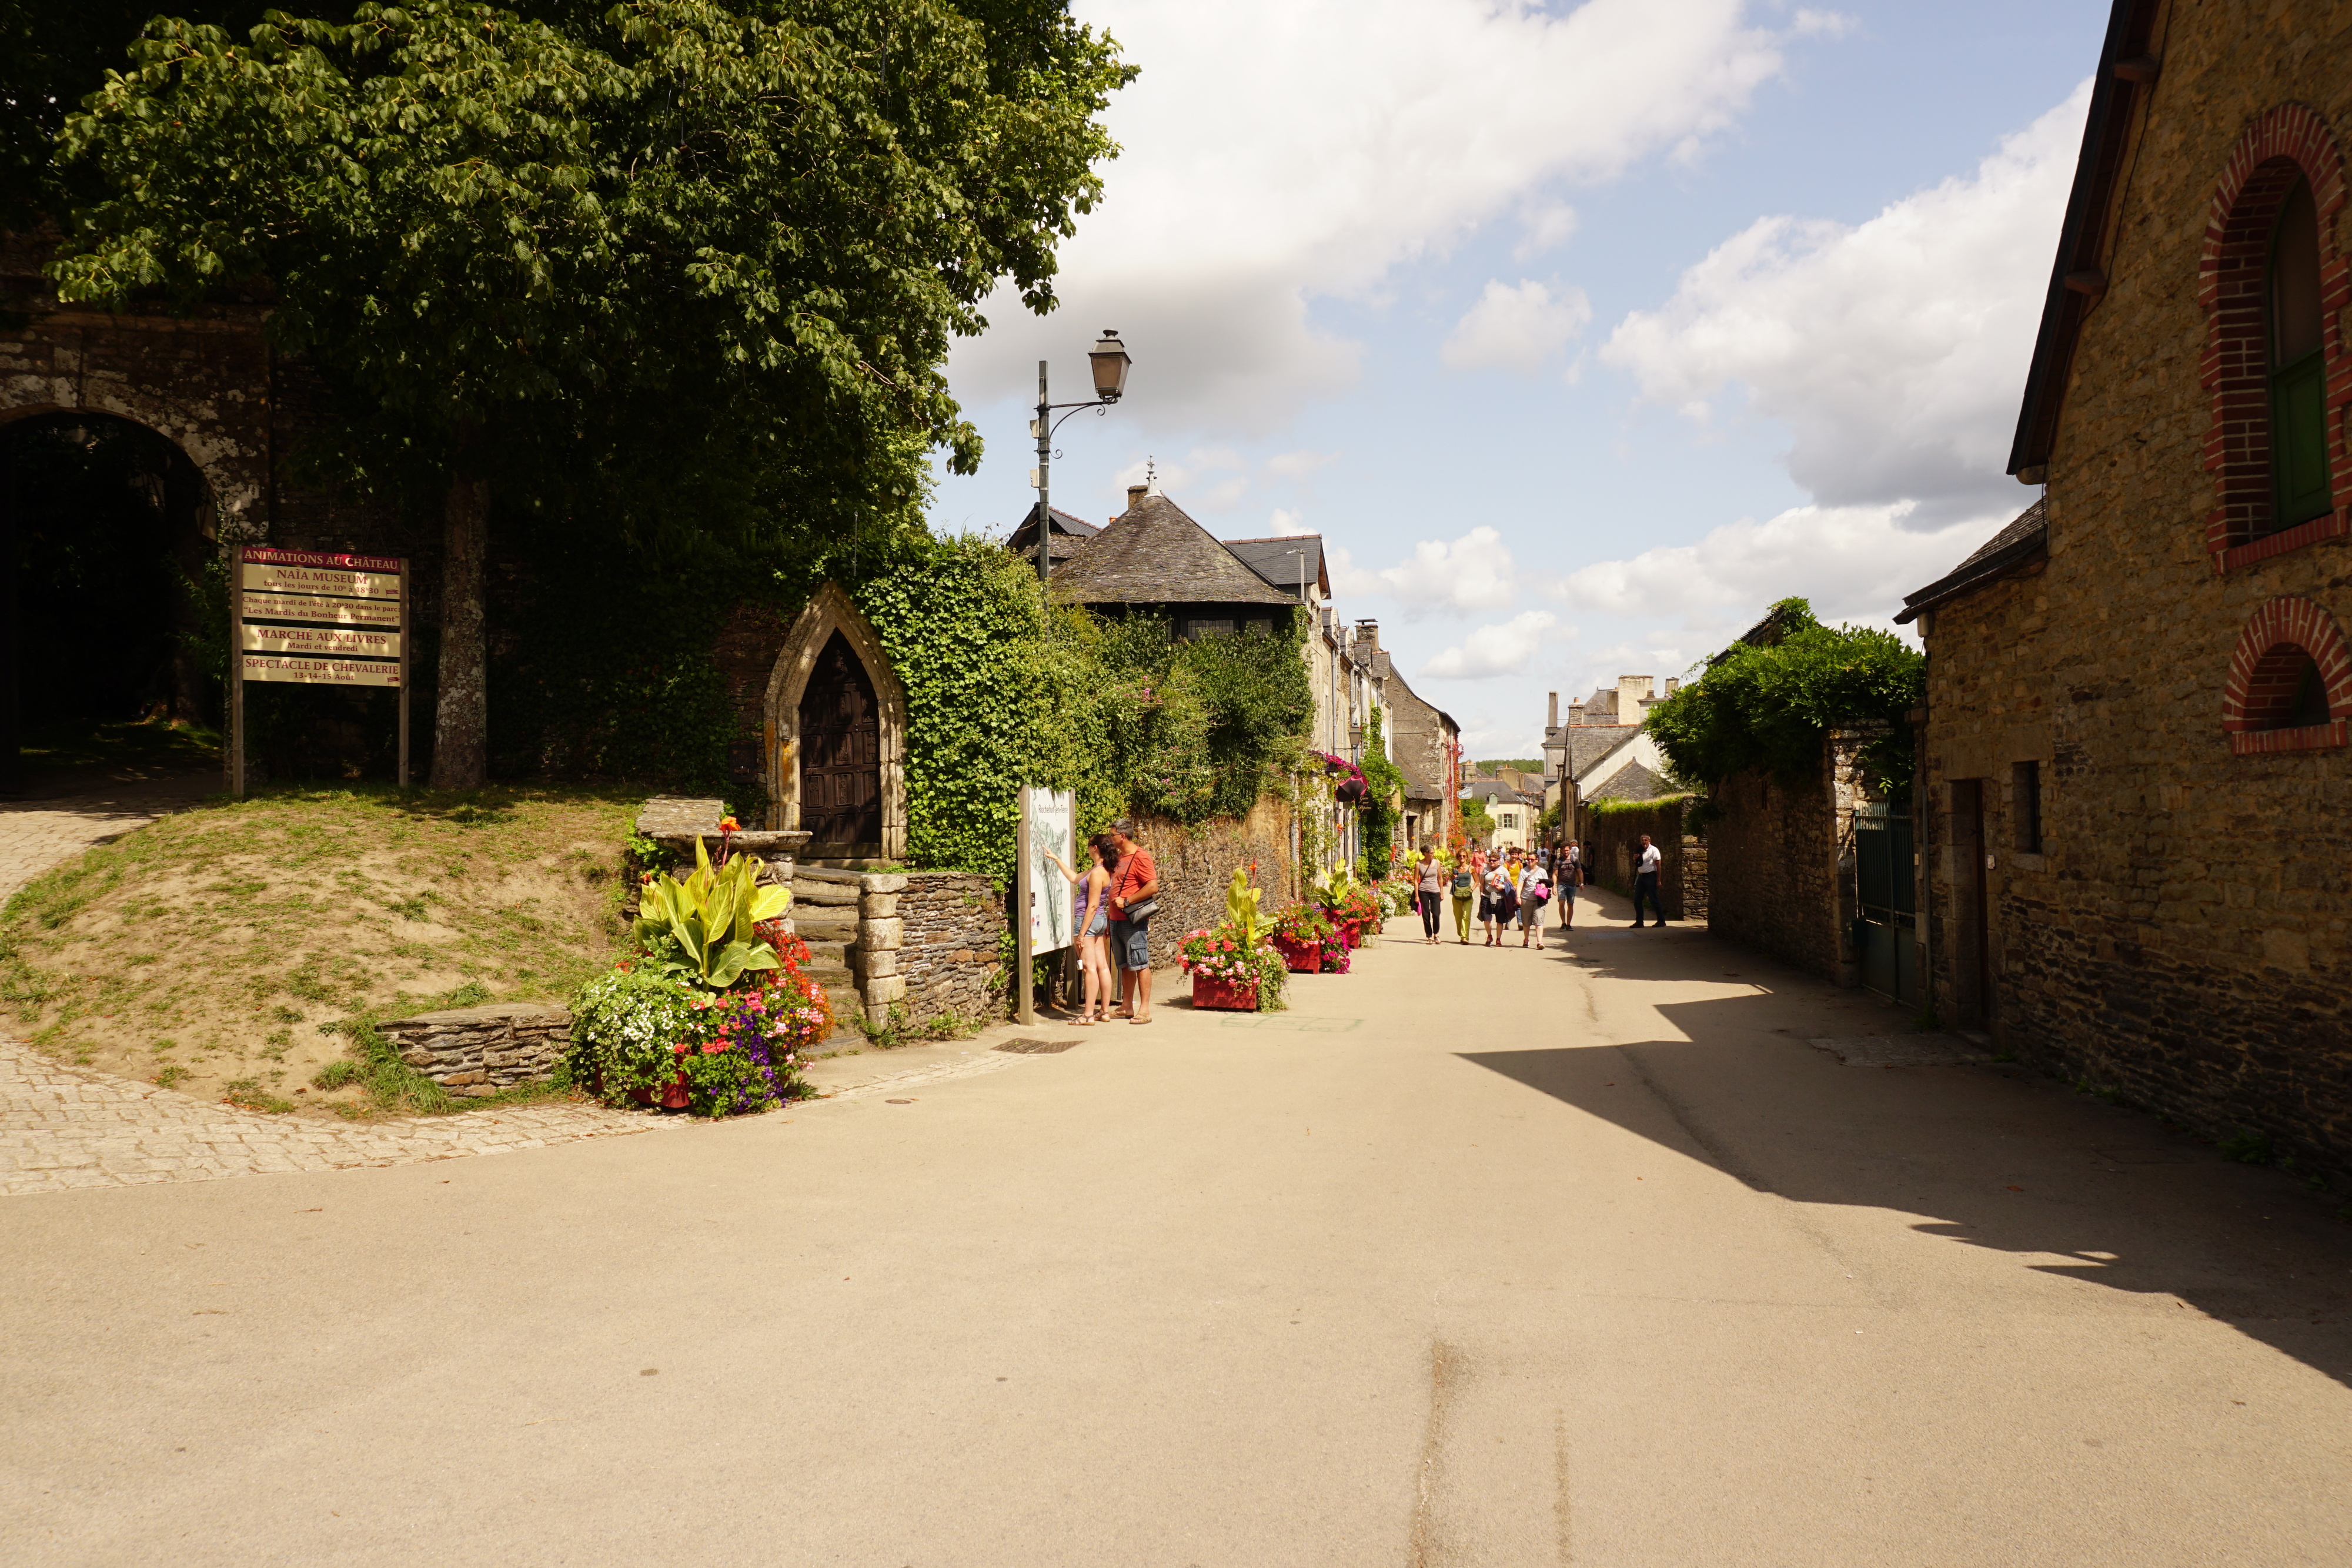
[44,0,1130,786]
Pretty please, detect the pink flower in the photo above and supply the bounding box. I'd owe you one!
[702,1040,726,1054]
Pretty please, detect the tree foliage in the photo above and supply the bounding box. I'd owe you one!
[1643,599,1925,795]
[43,0,1132,781]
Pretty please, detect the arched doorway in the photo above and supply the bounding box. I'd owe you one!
[763,583,907,859]
[799,631,883,847]
[0,411,219,791]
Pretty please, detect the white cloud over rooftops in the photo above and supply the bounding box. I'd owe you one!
[1441,280,1594,374]
[1331,526,1518,614]
[1600,81,2090,527]
[1420,610,1562,680]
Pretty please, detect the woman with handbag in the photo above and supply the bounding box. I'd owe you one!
[1105,820,1160,1025]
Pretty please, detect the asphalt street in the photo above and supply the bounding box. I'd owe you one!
[6,888,2348,1567]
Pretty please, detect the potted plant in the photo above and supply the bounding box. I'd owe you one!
[1271,904,1335,973]
[570,836,833,1116]
[1177,868,1288,1011]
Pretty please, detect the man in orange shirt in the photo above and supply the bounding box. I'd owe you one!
[1106,819,1161,1025]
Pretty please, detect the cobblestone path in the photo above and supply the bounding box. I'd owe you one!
[0,774,216,904]
[0,1038,678,1197]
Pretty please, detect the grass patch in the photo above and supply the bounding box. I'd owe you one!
[855,1005,989,1050]
[0,783,638,1114]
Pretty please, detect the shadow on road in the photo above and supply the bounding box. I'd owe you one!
[1462,928,2352,1393]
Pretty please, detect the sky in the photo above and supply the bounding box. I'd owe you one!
[927,0,2112,758]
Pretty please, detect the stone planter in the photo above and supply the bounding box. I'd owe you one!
[1191,974,1259,1011]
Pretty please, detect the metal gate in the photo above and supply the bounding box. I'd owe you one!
[1854,805,1919,1006]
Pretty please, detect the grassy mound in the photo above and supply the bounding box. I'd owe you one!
[0,784,636,1116]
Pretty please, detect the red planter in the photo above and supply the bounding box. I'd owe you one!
[1272,934,1325,973]
[1191,974,1260,1011]
[1336,918,1362,950]
[659,1071,691,1110]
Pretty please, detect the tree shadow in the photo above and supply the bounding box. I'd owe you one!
[1461,985,2352,1392]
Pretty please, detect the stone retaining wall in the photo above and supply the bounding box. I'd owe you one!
[1131,795,1298,969]
[887,873,1006,1022]
[1585,797,1707,921]
[379,1004,572,1096]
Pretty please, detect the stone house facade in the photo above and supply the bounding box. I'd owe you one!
[1900,0,2351,1171]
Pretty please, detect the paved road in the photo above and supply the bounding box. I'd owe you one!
[5,892,2347,1566]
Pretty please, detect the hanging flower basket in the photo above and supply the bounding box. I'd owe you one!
[1335,778,1367,805]
[1191,974,1260,1011]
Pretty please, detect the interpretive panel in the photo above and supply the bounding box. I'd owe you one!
[239,591,401,628]
[239,547,403,601]
[241,654,402,688]
[240,624,402,658]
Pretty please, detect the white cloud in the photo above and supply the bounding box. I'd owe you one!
[1331,525,1517,613]
[1266,507,1311,536]
[1441,279,1594,373]
[1514,200,1581,261]
[1550,499,2011,633]
[1114,446,1247,511]
[951,0,1799,434]
[1264,448,1339,482]
[1601,81,2089,524]
[1421,611,1562,680]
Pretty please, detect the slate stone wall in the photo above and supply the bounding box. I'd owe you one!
[1130,795,1298,968]
[1915,5,2352,1175]
[887,872,1005,1022]
[379,1004,570,1096]
[1703,731,1882,985]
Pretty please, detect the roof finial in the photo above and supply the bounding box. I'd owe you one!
[1144,456,1157,493]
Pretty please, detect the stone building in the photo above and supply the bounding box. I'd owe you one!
[1899,0,2351,1170]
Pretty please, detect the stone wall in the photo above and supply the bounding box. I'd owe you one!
[888,873,1007,1022]
[1704,730,1882,985]
[1585,797,1706,921]
[1911,3,2352,1176]
[379,1004,570,1096]
[1131,794,1298,968]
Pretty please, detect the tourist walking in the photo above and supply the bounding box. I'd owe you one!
[1105,820,1161,1023]
[1449,854,1476,943]
[1518,855,1547,948]
[1414,847,1445,944]
[1482,852,1516,946]
[1556,840,1583,931]
[1631,833,1665,928]
[1043,835,1116,1024]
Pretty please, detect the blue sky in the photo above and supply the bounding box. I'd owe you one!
[929,0,2110,757]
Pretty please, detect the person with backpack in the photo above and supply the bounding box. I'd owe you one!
[1449,853,1477,944]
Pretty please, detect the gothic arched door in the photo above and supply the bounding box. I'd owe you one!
[799,630,883,847]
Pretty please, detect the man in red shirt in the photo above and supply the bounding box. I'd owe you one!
[1105,819,1160,1025]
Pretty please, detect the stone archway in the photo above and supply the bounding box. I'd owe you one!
[763,583,907,858]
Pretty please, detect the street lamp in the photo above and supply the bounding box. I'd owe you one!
[1033,330,1132,584]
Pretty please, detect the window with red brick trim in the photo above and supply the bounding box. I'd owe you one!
[2199,106,2352,570]
[2222,595,2351,755]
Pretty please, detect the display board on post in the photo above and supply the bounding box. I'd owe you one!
[1013,785,1075,1025]
[230,547,407,798]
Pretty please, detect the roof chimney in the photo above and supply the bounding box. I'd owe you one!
[1663,676,1680,697]
[1547,691,1559,729]
[1125,483,1148,510]
[1618,675,1654,722]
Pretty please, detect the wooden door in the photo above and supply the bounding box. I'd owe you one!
[799,631,882,847]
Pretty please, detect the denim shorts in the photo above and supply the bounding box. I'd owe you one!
[1111,918,1150,969]
[1084,907,1108,937]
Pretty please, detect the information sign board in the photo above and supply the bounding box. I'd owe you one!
[1025,787,1075,956]
[231,546,410,793]
[239,591,400,628]
[240,624,402,659]
[239,549,403,600]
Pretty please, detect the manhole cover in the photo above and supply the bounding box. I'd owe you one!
[995,1038,1082,1054]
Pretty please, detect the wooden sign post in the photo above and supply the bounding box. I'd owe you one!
[230,547,407,797]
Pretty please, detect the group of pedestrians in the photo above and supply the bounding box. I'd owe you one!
[1409,841,1588,948]
[1042,819,1161,1026]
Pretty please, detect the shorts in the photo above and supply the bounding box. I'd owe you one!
[1518,900,1542,927]
[1111,918,1150,969]
[1555,881,1576,902]
[1477,894,1497,921]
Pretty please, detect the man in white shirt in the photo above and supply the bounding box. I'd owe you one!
[1632,834,1665,928]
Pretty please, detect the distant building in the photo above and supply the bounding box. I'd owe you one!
[1003,503,1101,569]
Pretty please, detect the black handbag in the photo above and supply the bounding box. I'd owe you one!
[1121,897,1161,922]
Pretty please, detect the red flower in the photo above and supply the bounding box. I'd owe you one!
[719,815,740,833]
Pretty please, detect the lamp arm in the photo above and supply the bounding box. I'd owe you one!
[1046,400,1114,438]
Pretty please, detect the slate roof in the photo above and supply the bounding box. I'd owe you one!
[1588,760,1672,803]
[1894,497,2049,624]
[1005,504,1101,566]
[1462,778,1538,806]
[1566,726,1641,778]
[1048,493,1294,607]
[1222,536,1329,600]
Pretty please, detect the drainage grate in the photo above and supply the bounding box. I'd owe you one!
[994,1038,1082,1054]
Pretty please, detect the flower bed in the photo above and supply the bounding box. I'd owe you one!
[1175,867,1288,1012]
[1271,905,1335,974]
[569,833,830,1116]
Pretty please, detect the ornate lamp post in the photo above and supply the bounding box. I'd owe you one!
[1033,330,1132,584]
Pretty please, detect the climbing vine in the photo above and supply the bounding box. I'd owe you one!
[1644,598,1925,798]
[1357,704,1407,880]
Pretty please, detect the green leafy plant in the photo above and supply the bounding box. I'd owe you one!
[2220,1129,2274,1165]
[635,838,793,988]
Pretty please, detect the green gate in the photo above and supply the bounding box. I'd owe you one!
[1854,805,1919,1005]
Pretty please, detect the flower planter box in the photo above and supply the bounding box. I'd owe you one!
[1191,974,1260,1011]
[1272,935,1325,974]
[1335,918,1362,950]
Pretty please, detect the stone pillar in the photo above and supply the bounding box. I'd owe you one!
[854,872,910,1019]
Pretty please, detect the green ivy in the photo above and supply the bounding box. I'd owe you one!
[1357,704,1407,880]
[1644,598,1923,798]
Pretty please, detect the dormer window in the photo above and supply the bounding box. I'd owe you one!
[2269,177,2330,533]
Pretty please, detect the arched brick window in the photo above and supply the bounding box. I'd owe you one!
[2223,595,2351,754]
[2200,105,2352,571]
